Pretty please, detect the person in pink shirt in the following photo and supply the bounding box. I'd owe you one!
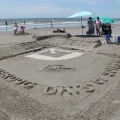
[20,25,25,35]
[95,17,102,36]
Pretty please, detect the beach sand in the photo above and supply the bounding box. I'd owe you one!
[0,24,120,120]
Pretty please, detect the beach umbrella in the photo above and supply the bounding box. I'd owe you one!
[68,11,94,35]
[94,16,114,24]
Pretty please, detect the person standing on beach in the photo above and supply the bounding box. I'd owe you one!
[14,23,18,35]
[95,17,102,36]
[86,17,94,35]
[24,21,25,25]
[5,21,7,30]
[51,20,53,27]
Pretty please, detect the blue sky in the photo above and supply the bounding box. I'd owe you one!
[0,0,120,18]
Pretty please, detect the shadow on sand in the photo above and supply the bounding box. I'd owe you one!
[73,35,99,38]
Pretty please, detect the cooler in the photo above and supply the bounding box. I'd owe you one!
[118,36,120,43]
[112,35,118,43]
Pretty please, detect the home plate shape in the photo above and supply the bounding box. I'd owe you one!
[26,48,83,61]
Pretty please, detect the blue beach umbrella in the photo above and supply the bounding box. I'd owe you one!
[94,16,114,24]
[68,11,94,35]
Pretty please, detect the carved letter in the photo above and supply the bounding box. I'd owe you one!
[44,86,57,95]
[83,84,94,92]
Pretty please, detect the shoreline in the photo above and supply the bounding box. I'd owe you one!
[0,23,119,37]
[0,23,120,32]
[0,22,120,32]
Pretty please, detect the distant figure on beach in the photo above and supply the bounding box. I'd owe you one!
[14,23,18,35]
[95,17,102,36]
[51,20,53,27]
[24,21,25,25]
[86,17,94,35]
[5,21,7,26]
[5,21,7,30]
[53,28,65,33]
[20,25,25,35]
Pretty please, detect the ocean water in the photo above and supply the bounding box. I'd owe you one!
[0,18,120,32]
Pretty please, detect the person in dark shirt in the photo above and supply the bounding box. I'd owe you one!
[51,20,53,27]
[5,21,7,26]
[5,21,8,30]
[86,17,94,35]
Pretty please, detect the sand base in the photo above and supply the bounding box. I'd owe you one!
[0,25,120,119]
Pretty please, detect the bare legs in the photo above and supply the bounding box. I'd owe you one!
[14,29,18,36]
[96,28,101,37]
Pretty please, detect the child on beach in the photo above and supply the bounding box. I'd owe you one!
[20,25,25,35]
[14,23,18,35]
